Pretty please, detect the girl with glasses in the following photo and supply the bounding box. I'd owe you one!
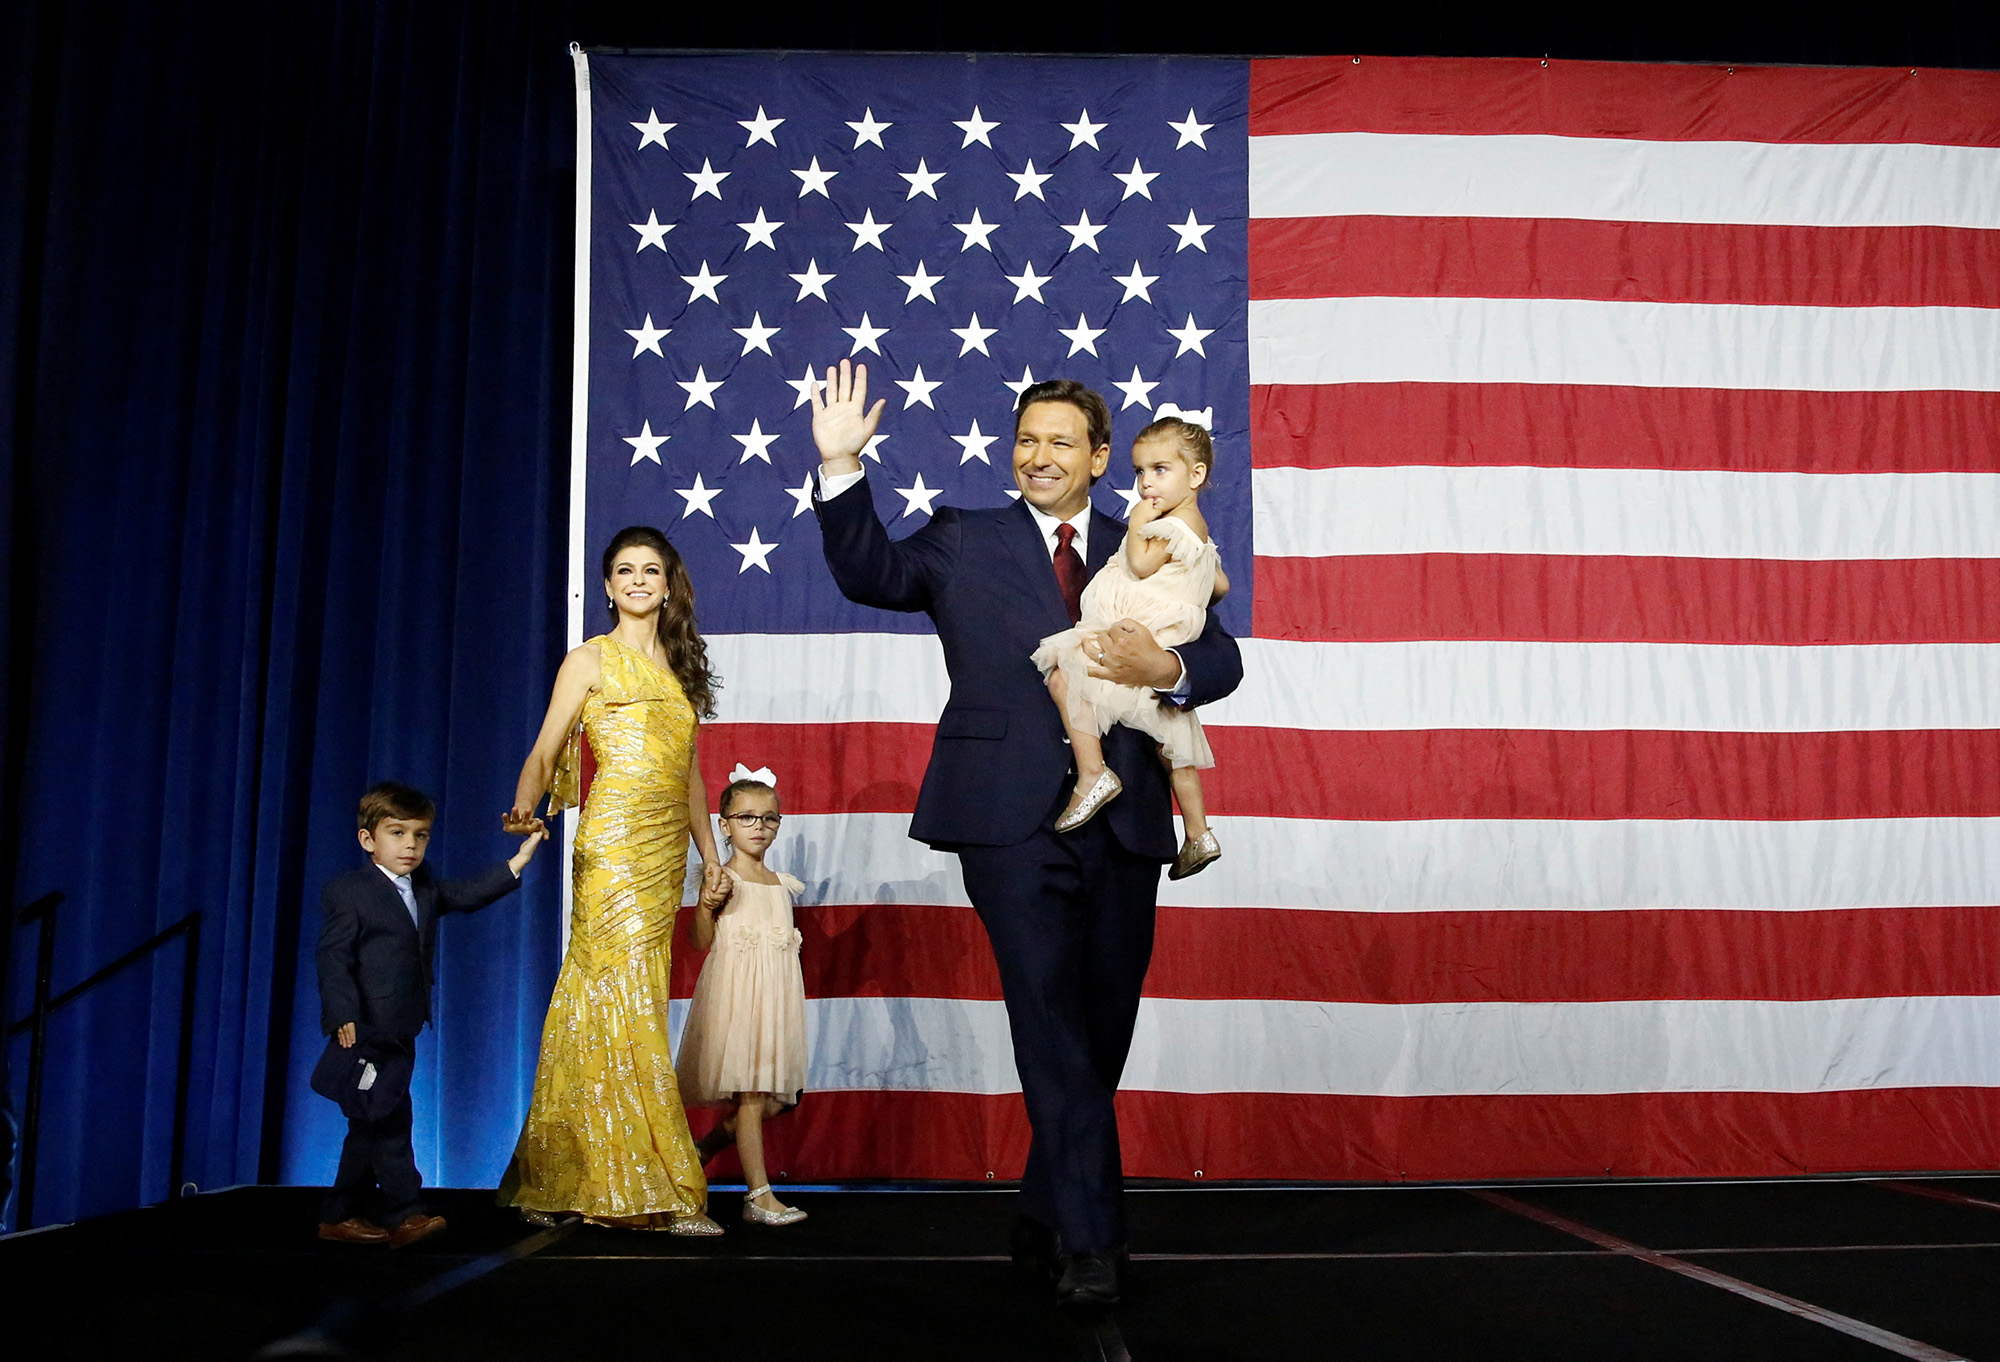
[676,773,810,1225]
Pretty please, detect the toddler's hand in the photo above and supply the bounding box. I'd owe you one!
[1128,496,1163,527]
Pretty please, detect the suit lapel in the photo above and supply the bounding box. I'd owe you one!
[411,872,437,942]
[1087,507,1123,574]
[375,870,421,939]
[998,498,1071,632]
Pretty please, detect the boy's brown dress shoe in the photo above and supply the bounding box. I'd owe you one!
[317,1218,390,1245]
[385,1213,447,1248]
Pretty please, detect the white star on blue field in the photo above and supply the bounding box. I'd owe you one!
[586,54,1251,637]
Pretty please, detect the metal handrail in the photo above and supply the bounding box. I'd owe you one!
[6,894,202,1230]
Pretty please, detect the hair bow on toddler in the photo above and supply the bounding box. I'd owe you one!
[728,763,778,786]
[1157,403,1213,430]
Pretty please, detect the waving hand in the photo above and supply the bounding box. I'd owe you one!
[808,358,887,478]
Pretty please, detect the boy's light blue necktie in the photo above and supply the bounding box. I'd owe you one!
[392,874,419,929]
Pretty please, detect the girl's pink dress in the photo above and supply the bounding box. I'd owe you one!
[675,868,808,1106]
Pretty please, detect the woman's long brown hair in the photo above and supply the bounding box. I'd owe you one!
[600,525,719,720]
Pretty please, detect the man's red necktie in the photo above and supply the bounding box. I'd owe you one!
[1053,522,1085,625]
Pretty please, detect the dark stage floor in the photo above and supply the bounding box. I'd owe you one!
[5,1176,1999,1360]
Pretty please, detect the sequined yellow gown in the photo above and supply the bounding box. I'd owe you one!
[499,636,708,1225]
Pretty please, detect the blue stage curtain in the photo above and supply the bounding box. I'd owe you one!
[1,0,575,1226]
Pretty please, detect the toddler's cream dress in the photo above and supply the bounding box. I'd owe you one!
[1031,513,1217,770]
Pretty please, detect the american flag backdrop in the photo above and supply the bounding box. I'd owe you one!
[569,50,2000,1181]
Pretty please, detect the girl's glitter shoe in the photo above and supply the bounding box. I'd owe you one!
[1055,769,1123,832]
[1169,830,1221,880]
[742,1186,808,1226]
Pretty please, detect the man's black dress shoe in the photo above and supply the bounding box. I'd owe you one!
[1055,1248,1125,1308]
[1009,1214,1060,1285]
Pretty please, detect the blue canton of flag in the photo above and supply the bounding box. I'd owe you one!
[581,53,1252,637]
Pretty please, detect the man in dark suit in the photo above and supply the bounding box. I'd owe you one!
[314,781,544,1247]
[809,360,1243,1305]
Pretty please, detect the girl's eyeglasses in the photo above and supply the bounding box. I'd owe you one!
[722,813,782,829]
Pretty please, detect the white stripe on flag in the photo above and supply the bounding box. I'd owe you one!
[1212,638,2000,732]
[673,994,2000,1095]
[1248,132,2000,229]
[1247,296,2000,391]
[710,634,2000,731]
[708,632,949,725]
[1253,466,2000,561]
[709,632,947,724]
[686,811,2000,912]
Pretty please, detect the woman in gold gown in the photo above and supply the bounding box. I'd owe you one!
[498,526,728,1233]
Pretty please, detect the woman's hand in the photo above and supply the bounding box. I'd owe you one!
[502,807,546,836]
[700,860,733,907]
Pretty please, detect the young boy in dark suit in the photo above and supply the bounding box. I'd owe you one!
[315,781,545,1247]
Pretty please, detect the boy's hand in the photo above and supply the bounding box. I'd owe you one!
[508,824,549,876]
[335,1022,357,1049]
[501,807,545,836]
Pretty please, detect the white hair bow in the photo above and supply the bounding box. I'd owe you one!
[1157,403,1213,430]
[728,763,777,786]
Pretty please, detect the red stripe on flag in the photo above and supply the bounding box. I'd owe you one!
[1141,906,2000,1004]
[1206,727,2000,821]
[1249,216,2000,309]
[703,723,2000,823]
[1251,383,2000,473]
[673,900,1002,999]
[1252,554,2000,645]
[719,1087,2000,1183]
[673,903,2000,1005]
[1117,1088,2000,1182]
[1249,56,2000,146]
[701,722,926,813]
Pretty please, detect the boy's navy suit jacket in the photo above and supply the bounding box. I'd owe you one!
[815,481,1244,857]
[316,861,519,1040]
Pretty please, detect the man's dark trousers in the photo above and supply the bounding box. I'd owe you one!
[961,809,1159,1252]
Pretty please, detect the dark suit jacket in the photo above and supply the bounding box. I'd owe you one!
[817,480,1244,857]
[316,860,520,1040]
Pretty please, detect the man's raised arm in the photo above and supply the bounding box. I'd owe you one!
[809,358,955,612]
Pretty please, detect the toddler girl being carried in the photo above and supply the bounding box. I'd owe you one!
[1031,414,1228,880]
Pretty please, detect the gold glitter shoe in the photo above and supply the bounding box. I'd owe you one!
[1169,830,1221,880]
[662,1212,725,1236]
[1055,769,1122,832]
[742,1186,808,1227]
